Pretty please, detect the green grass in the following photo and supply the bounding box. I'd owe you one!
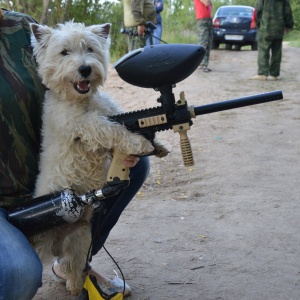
[161,30,198,44]
[284,30,300,47]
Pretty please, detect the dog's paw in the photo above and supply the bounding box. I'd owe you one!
[66,279,83,296]
[126,134,155,156]
[140,138,155,155]
[153,140,170,158]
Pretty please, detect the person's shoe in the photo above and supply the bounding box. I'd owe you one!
[268,76,279,81]
[250,75,267,80]
[97,276,132,297]
[88,267,132,297]
[52,259,66,284]
[202,66,212,72]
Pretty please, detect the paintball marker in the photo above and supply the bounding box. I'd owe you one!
[9,44,283,236]
[120,21,167,44]
[107,44,283,184]
[120,21,157,36]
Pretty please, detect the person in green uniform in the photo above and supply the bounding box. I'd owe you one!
[123,0,157,51]
[250,0,294,80]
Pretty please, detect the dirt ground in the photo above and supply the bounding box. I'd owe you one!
[33,44,300,300]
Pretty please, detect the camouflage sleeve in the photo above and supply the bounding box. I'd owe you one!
[131,0,145,25]
[0,10,45,207]
[255,0,263,28]
[284,0,294,29]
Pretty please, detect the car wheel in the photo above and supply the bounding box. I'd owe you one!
[234,45,241,51]
[212,41,220,50]
[225,44,232,50]
[252,42,258,51]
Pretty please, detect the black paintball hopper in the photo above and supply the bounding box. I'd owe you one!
[113,44,206,89]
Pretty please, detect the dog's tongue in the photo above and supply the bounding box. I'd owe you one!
[78,80,90,92]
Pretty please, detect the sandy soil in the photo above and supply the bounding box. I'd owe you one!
[33,44,300,300]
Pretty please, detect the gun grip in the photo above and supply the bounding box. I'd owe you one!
[173,123,194,167]
[107,149,130,184]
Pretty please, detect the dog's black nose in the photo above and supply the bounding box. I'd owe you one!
[78,65,92,78]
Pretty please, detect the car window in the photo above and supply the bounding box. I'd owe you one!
[218,7,253,17]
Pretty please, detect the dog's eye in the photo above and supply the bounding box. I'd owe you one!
[61,49,69,56]
[87,47,93,53]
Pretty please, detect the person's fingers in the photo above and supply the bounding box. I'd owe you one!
[123,155,140,167]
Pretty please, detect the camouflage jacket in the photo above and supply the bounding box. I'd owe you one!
[0,9,45,208]
[255,0,294,39]
[124,0,157,27]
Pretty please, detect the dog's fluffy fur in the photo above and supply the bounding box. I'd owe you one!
[30,21,167,295]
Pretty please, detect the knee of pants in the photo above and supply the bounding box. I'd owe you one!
[129,156,150,183]
[1,248,43,300]
[0,209,43,299]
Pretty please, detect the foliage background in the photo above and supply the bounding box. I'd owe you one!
[1,0,299,60]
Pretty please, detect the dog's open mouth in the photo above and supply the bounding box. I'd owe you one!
[74,80,90,94]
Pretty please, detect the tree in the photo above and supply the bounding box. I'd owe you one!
[231,0,256,6]
[40,0,51,24]
[291,0,300,29]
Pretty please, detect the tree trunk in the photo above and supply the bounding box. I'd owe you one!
[40,0,51,24]
[61,0,72,23]
[4,0,11,9]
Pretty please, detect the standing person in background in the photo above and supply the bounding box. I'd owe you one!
[250,0,294,81]
[146,0,164,46]
[123,0,156,52]
[194,0,213,72]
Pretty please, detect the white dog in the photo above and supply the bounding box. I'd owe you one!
[30,21,167,295]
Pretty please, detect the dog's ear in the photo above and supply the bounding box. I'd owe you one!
[88,23,111,39]
[30,23,52,44]
[99,23,111,38]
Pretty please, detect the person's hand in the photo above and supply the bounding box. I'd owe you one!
[123,155,140,168]
[137,25,145,37]
[200,0,211,6]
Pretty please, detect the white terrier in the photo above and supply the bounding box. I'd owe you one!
[30,21,167,295]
